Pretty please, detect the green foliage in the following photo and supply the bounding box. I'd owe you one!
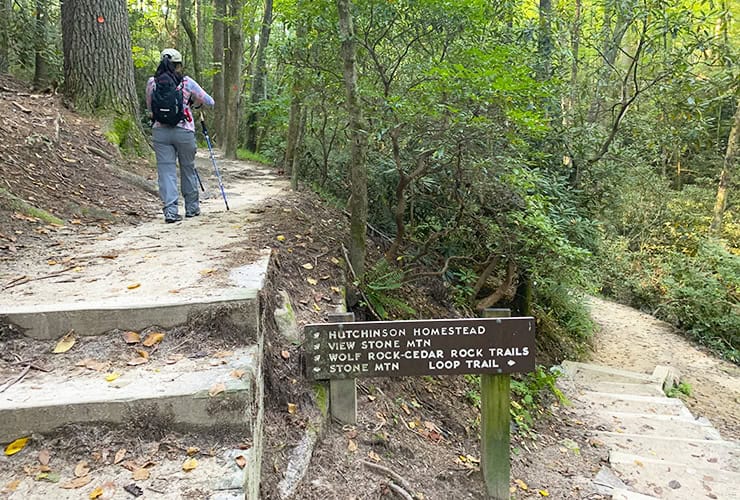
[356,259,417,320]
[236,148,273,165]
[666,381,692,399]
[510,366,568,436]
[104,117,139,152]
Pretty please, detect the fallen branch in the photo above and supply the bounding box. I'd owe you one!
[361,460,414,494]
[388,482,414,500]
[84,145,113,161]
[2,265,77,290]
[0,365,30,393]
[12,101,31,114]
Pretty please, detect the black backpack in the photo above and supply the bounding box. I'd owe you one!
[151,72,184,126]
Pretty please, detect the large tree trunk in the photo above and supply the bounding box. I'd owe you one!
[33,0,50,89]
[61,0,142,138]
[337,0,368,292]
[284,20,306,178]
[212,0,226,142]
[178,0,201,82]
[0,0,11,72]
[536,0,552,81]
[710,97,740,235]
[245,0,274,152]
[222,0,243,159]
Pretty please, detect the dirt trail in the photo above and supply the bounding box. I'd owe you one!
[587,296,740,440]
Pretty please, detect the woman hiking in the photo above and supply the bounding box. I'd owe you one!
[146,48,215,223]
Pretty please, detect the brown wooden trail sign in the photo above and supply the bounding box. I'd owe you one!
[304,317,535,380]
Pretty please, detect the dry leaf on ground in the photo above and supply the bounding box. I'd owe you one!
[348,440,358,452]
[76,359,107,372]
[182,458,198,471]
[37,449,50,466]
[132,468,149,480]
[126,283,141,290]
[122,331,140,344]
[74,460,89,477]
[104,372,120,382]
[230,369,245,379]
[287,403,297,414]
[61,475,91,489]
[142,332,165,347]
[302,263,314,269]
[4,437,29,456]
[52,331,76,353]
[2,479,20,492]
[235,455,247,469]
[89,486,103,499]
[209,382,226,397]
[280,350,290,360]
[126,357,148,366]
[113,449,126,464]
[186,447,199,456]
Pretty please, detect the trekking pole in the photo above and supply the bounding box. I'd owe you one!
[199,112,230,211]
[194,169,205,192]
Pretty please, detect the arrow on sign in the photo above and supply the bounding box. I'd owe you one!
[314,355,321,362]
[507,360,516,367]
[314,343,320,350]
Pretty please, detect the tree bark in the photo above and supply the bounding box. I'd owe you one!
[61,0,143,147]
[337,0,368,291]
[178,0,201,82]
[33,0,51,89]
[212,0,226,142]
[245,0,274,152]
[223,0,243,158]
[536,0,552,81]
[710,97,740,235]
[0,0,11,72]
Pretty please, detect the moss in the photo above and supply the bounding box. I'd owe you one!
[313,383,329,418]
[0,188,65,225]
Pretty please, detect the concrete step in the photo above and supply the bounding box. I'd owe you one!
[609,451,740,499]
[1,251,270,341]
[574,380,666,397]
[0,426,261,499]
[577,391,694,419]
[0,346,260,442]
[562,361,661,385]
[592,412,723,441]
[599,434,740,472]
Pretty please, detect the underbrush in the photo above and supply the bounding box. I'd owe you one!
[597,237,739,363]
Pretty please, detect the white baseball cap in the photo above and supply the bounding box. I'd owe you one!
[161,48,182,63]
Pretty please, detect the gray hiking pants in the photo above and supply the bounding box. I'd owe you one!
[152,126,199,217]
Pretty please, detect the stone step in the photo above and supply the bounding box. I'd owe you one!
[609,451,740,499]
[0,346,260,443]
[1,251,270,341]
[598,433,740,472]
[0,426,261,499]
[574,380,666,397]
[592,412,723,441]
[562,361,661,385]
[577,391,693,418]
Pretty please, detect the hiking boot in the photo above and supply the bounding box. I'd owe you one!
[185,209,200,218]
[164,214,182,223]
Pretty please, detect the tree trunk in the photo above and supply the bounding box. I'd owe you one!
[710,97,740,235]
[0,0,11,72]
[178,0,201,82]
[212,0,226,142]
[536,0,552,81]
[284,20,306,175]
[223,0,243,159]
[245,0,274,152]
[33,0,50,89]
[196,0,205,74]
[337,0,368,293]
[61,0,142,145]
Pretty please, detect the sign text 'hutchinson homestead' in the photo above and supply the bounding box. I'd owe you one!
[304,317,535,380]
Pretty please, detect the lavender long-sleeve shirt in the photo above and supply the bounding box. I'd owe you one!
[146,76,215,132]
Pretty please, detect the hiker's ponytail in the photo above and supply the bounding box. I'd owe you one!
[154,58,182,85]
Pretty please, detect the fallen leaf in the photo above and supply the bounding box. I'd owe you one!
[235,455,247,469]
[114,449,126,464]
[539,490,550,497]
[2,479,20,492]
[119,460,138,472]
[142,332,165,347]
[38,449,51,466]
[123,484,143,497]
[182,458,198,472]
[132,468,149,480]
[330,286,341,293]
[514,479,528,490]
[330,257,340,265]
[136,349,149,359]
[213,351,234,358]
[287,403,297,414]
[348,440,358,453]
[37,471,60,482]
[276,235,286,242]
[127,357,148,366]
[4,437,29,456]
[127,283,141,290]
[306,277,318,285]
[209,382,226,397]
[198,268,216,275]
[89,486,104,499]
[368,451,381,462]
[61,475,91,489]
[39,465,51,472]
[74,460,90,477]
[122,332,140,344]
[302,263,314,270]
[52,331,76,353]
[186,447,199,456]
[104,372,120,382]
[635,459,644,467]
[280,350,290,360]
[47,259,58,265]
[230,369,246,379]
[76,359,107,371]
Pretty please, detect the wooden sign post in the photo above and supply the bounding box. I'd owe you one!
[481,308,511,499]
[303,314,535,496]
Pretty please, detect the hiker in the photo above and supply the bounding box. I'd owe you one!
[145,48,215,223]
